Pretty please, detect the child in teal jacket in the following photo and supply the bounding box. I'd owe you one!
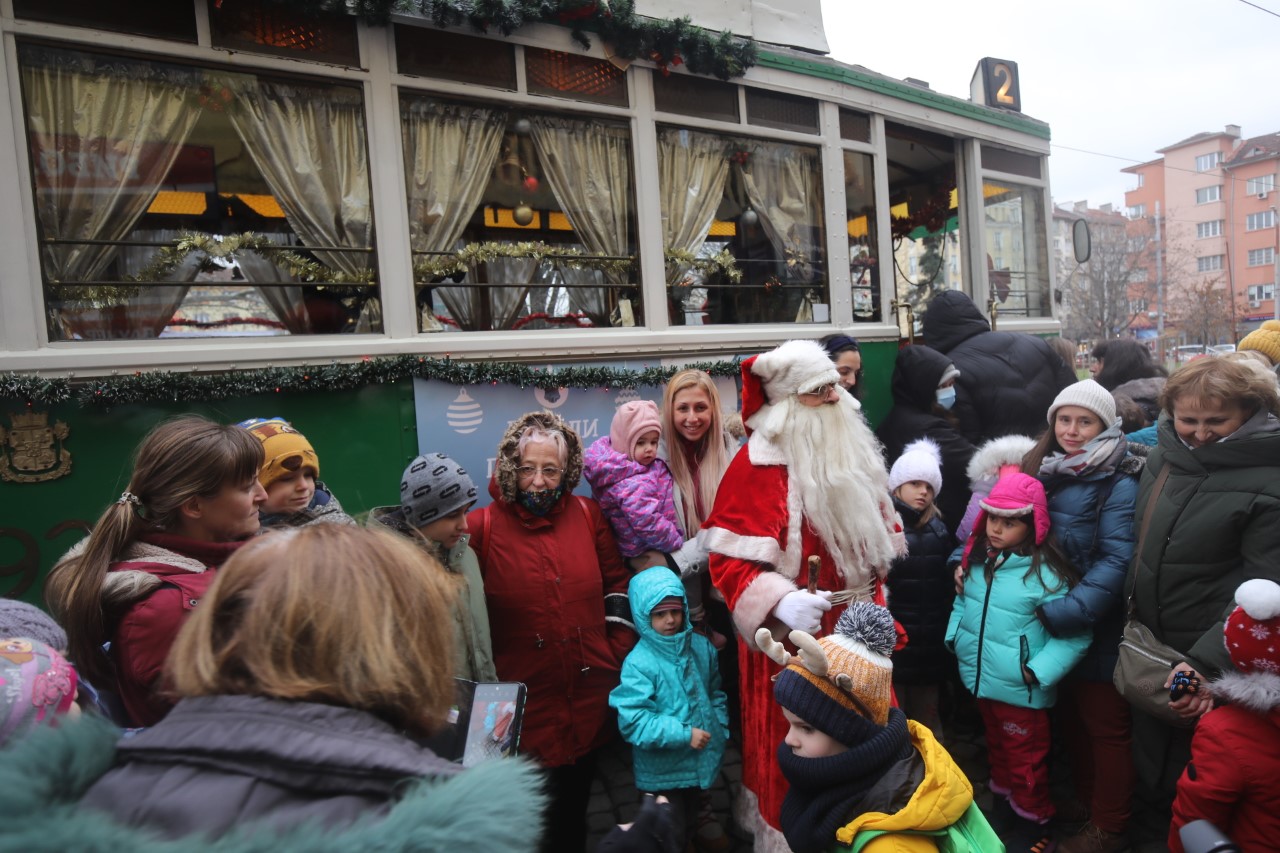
[609,566,729,845]
[945,472,1089,853]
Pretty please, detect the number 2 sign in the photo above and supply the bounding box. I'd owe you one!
[975,58,1021,112]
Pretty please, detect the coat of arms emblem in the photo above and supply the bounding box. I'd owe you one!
[0,411,72,483]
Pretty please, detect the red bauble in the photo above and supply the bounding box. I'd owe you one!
[523,175,540,193]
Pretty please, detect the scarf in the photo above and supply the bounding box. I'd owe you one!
[1039,421,1127,480]
[776,708,916,853]
[517,485,564,517]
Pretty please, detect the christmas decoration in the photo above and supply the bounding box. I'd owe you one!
[512,203,535,226]
[739,208,758,228]
[522,175,540,193]
[511,117,533,136]
[0,356,743,409]
[662,246,742,284]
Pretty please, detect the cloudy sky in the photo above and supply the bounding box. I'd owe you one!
[818,0,1280,211]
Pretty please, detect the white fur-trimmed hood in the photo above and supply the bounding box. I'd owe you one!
[965,435,1036,485]
[58,537,212,611]
[1212,671,1280,715]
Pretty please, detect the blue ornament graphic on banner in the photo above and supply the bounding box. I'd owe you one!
[446,389,484,435]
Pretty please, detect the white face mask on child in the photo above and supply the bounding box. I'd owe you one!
[936,386,956,410]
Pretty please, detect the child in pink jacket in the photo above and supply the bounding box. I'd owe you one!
[584,400,684,559]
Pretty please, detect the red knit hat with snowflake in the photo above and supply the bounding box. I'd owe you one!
[1224,579,1280,675]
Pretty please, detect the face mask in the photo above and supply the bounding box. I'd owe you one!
[518,485,564,516]
[936,386,957,410]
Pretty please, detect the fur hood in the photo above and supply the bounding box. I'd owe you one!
[56,535,227,613]
[0,714,547,853]
[965,435,1036,487]
[1212,671,1280,715]
[492,411,584,504]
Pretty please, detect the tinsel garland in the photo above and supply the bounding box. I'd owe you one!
[0,355,741,409]
[415,240,636,280]
[269,0,756,80]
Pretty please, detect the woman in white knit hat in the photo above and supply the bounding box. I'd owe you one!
[1020,379,1144,853]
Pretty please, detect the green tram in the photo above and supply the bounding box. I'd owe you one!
[0,1,1059,601]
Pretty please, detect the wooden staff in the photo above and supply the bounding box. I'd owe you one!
[807,555,820,595]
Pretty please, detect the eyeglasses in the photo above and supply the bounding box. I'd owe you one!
[516,465,564,481]
[797,383,837,399]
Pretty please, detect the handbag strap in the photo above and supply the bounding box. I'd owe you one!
[1124,461,1172,608]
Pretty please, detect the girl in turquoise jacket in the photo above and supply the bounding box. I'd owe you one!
[609,566,729,844]
[945,472,1089,851]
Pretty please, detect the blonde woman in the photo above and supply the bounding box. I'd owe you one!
[9,526,545,849]
[46,416,264,726]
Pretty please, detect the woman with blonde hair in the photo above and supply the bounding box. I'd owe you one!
[46,415,265,726]
[1125,357,1280,848]
[5,525,545,849]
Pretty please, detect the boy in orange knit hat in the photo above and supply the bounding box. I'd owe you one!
[238,418,355,529]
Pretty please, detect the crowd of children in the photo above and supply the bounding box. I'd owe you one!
[4,346,1280,853]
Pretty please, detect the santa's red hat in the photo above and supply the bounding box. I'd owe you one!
[740,340,841,433]
[1224,579,1280,675]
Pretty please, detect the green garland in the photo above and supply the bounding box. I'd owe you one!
[1,356,742,409]
[273,0,757,80]
[414,240,635,280]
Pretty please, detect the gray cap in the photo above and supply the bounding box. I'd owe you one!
[0,599,67,651]
[400,452,478,528]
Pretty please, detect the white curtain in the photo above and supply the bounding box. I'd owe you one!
[530,116,632,324]
[221,75,372,282]
[484,256,541,331]
[558,260,608,326]
[401,99,508,331]
[235,232,309,334]
[20,46,201,285]
[657,128,730,285]
[736,141,822,277]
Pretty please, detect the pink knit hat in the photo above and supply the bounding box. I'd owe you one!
[0,638,78,746]
[610,400,662,460]
[973,471,1051,547]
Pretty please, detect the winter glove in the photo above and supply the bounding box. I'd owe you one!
[772,589,833,633]
[668,535,708,578]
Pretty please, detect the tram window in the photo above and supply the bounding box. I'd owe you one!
[981,145,1042,180]
[844,150,880,323]
[652,74,739,124]
[210,0,360,67]
[14,0,196,42]
[20,44,380,341]
[525,48,628,108]
[983,181,1051,319]
[659,126,826,327]
[395,27,516,90]
[885,121,962,338]
[401,95,638,332]
[745,89,819,134]
[839,109,871,143]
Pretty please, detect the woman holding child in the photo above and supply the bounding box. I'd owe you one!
[468,410,635,853]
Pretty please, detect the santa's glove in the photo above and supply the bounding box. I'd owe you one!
[668,536,708,578]
[772,590,833,633]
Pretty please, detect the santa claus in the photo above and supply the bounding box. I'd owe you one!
[704,339,905,852]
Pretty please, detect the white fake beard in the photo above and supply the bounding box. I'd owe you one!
[768,394,897,583]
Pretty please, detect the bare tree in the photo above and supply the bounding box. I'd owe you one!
[1166,274,1235,346]
[1060,215,1157,342]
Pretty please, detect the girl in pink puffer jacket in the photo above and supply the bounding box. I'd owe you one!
[584,401,684,559]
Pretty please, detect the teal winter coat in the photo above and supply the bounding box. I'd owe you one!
[0,711,546,853]
[946,552,1091,708]
[609,566,729,792]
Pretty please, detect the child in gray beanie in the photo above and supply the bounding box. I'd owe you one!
[367,453,496,682]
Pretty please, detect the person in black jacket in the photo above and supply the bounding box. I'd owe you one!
[876,344,975,538]
[921,291,1077,445]
[883,438,955,740]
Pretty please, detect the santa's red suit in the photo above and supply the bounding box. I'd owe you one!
[704,344,904,851]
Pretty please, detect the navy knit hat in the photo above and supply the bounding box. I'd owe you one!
[770,602,897,747]
[400,453,478,528]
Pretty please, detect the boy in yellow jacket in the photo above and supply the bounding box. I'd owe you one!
[758,602,1002,853]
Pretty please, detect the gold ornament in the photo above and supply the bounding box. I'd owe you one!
[513,204,535,226]
[0,410,72,483]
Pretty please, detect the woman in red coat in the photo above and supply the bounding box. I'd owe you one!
[46,416,265,726]
[468,411,635,853]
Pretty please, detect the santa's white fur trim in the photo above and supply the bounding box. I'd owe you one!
[733,572,797,649]
[1235,578,1280,621]
[751,339,839,404]
[746,429,787,466]
[1210,670,1280,714]
[732,784,792,853]
[702,527,786,573]
[966,435,1036,484]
